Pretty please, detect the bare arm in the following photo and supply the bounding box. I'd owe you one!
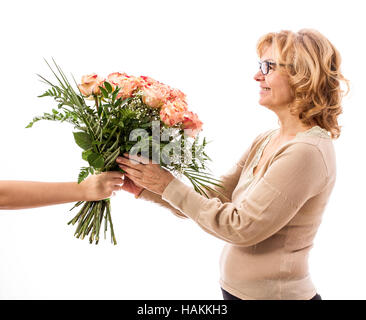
[0,171,124,210]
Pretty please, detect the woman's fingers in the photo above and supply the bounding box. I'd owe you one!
[119,164,142,179]
[119,160,143,172]
[123,152,150,165]
[116,154,153,171]
[123,171,140,184]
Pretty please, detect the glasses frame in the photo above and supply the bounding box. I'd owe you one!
[258,61,276,75]
[258,60,287,75]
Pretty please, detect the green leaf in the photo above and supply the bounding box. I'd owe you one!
[78,167,90,184]
[104,81,112,93]
[99,86,109,99]
[115,98,122,107]
[87,153,104,169]
[82,149,93,161]
[139,122,151,129]
[73,131,93,150]
[38,92,50,98]
[112,87,120,102]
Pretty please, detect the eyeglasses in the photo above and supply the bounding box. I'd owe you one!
[258,60,287,75]
[258,61,277,75]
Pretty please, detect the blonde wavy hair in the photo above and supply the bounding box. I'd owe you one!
[256,29,349,139]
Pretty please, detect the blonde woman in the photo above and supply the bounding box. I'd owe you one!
[0,172,124,210]
[115,29,349,300]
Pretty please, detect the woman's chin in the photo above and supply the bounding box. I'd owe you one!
[258,98,269,107]
[258,100,275,110]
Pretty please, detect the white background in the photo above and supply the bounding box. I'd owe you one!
[0,0,364,300]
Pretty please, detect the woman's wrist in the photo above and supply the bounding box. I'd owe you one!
[158,176,175,195]
[135,187,145,198]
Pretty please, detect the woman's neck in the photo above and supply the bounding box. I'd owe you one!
[275,110,313,140]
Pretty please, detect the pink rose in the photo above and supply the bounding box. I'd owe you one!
[169,87,187,102]
[160,100,188,126]
[107,72,128,87]
[107,72,143,99]
[182,111,203,138]
[110,76,140,100]
[117,77,140,99]
[106,72,126,93]
[78,74,105,97]
[139,75,160,87]
[141,84,171,108]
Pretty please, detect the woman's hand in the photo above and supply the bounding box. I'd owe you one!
[116,153,175,196]
[119,175,145,197]
[80,171,124,201]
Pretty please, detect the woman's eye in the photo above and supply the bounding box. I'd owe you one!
[268,65,276,73]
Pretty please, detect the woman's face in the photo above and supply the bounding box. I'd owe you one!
[253,45,294,110]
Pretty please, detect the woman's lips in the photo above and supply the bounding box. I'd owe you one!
[260,87,271,94]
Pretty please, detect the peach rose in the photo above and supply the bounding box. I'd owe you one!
[160,100,188,126]
[107,75,139,100]
[107,72,128,87]
[182,111,203,138]
[141,84,171,108]
[78,74,105,97]
[107,72,144,98]
[169,87,187,102]
[139,75,160,87]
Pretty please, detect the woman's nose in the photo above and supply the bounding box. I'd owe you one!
[253,70,264,82]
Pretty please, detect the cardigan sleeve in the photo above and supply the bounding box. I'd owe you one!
[135,131,270,219]
[161,143,329,246]
[136,188,188,219]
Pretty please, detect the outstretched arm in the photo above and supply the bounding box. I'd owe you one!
[0,171,124,210]
[160,143,329,246]
[117,130,270,219]
[119,142,329,246]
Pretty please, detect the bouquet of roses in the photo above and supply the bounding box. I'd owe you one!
[27,59,224,245]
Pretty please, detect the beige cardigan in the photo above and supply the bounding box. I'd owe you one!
[137,126,336,300]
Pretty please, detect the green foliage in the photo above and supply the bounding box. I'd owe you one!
[78,166,94,184]
[82,149,93,161]
[100,86,109,99]
[104,81,112,93]
[87,153,104,169]
[73,132,93,150]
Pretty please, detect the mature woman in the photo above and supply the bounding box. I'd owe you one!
[116,29,349,300]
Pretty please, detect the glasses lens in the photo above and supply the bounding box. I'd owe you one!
[260,62,268,75]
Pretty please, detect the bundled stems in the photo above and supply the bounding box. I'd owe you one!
[68,199,117,245]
